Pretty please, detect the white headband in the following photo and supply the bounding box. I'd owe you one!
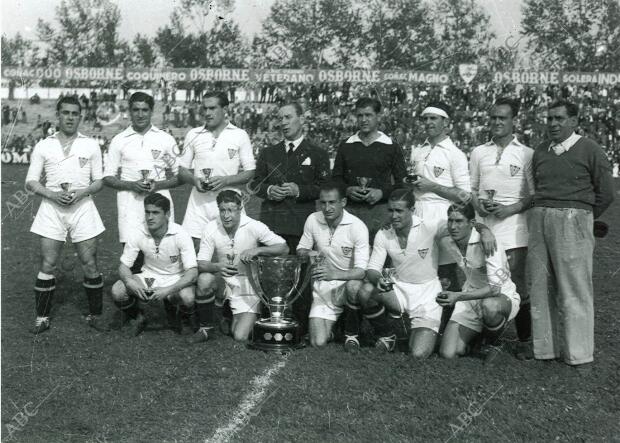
[421,106,449,119]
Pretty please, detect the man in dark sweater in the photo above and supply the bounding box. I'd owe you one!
[528,99,615,367]
[251,102,331,331]
[332,97,407,240]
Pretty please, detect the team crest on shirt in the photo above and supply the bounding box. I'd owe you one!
[433,166,444,177]
[510,164,520,176]
[151,149,161,159]
[169,255,179,263]
[341,246,353,257]
[418,248,429,259]
[78,157,88,168]
[228,148,238,159]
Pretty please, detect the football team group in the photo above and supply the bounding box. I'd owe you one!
[24,89,615,368]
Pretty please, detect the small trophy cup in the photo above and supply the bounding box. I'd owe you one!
[357,177,371,195]
[405,160,418,184]
[144,277,156,299]
[201,168,213,190]
[247,255,313,352]
[60,182,76,198]
[483,189,496,212]
[140,169,154,190]
[381,268,397,291]
[226,252,236,266]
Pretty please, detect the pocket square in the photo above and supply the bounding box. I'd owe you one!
[301,157,312,166]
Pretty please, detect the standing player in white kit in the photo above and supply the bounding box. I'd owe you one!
[26,96,107,334]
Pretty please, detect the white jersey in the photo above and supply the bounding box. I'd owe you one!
[469,137,534,205]
[197,214,285,276]
[410,136,471,204]
[368,216,446,284]
[104,125,179,182]
[441,230,519,303]
[178,122,255,184]
[26,132,103,191]
[469,137,534,250]
[121,222,197,276]
[105,125,179,243]
[179,122,256,237]
[297,210,369,271]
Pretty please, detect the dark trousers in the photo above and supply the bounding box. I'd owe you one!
[281,234,312,335]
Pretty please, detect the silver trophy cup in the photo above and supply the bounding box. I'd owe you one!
[247,255,312,352]
[356,176,371,194]
[201,168,213,190]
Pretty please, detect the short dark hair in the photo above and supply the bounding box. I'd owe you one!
[129,92,154,110]
[424,101,451,119]
[144,193,170,213]
[203,91,229,107]
[355,97,381,114]
[493,97,520,117]
[56,96,82,112]
[280,101,304,117]
[549,99,579,118]
[319,181,347,199]
[216,189,243,206]
[447,202,476,220]
[389,189,415,208]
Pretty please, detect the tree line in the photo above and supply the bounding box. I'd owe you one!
[2,0,619,76]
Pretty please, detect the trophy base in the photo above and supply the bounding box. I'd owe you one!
[249,318,305,353]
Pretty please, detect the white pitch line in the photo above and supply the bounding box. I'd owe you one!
[205,357,288,443]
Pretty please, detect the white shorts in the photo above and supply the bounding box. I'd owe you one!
[391,278,443,333]
[117,189,174,243]
[450,294,520,333]
[223,275,262,315]
[414,200,453,265]
[182,188,246,239]
[479,213,528,250]
[31,198,105,243]
[135,270,182,289]
[309,280,347,321]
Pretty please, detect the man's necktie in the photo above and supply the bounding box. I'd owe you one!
[287,142,295,157]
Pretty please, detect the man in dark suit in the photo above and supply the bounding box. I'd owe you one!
[251,102,331,332]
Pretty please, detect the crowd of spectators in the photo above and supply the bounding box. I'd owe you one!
[3,81,619,167]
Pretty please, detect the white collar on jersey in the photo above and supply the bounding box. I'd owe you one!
[345,131,393,145]
[197,121,238,134]
[421,136,455,150]
[123,124,163,137]
[485,136,525,148]
[388,214,422,234]
[316,209,356,226]
[49,131,88,139]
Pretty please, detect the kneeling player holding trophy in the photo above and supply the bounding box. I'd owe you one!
[437,203,520,361]
[296,182,369,348]
[193,190,288,343]
[110,194,198,336]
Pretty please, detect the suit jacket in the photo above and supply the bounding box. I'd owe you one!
[251,138,330,237]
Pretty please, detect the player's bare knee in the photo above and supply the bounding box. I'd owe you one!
[40,258,57,275]
[110,280,128,302]
[482,297,503,319]
[412,348,433,359]
[80,260,98,278]
[197,273,217,295]
[232,328,250,342]
[178,287,195,306]
[439,347,458,359]
[357,282,374,304]
[345,280,362,304]
[311,336,327,348]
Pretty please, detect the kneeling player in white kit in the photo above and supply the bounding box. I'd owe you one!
[357,189,448,358]
[437,203,520,360]
[296,182,369,349]
[194,190,288,343]
[26,96,107,334]
[110,194,198,336]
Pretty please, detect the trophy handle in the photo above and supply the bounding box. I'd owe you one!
[247,258,270,307]
[287,257,313,306]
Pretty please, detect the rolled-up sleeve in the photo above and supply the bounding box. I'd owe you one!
[197,227,216,262]
[451,148,471,192]
[238,130,256,171]
[120,234,141,268]
[177,130,196,169]
[103,136,122,178]
[90,142,103,181]
[25,141,45,183]
[352,220,370,269]
[296,216,316,251]
[367,231,387,272]
[178,231,198,270]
